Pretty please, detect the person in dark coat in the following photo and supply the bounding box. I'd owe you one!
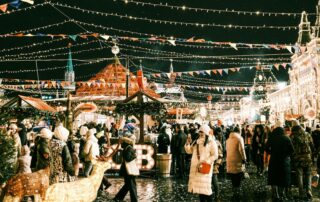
[114,135,138,202]
[170,125,178,175]
[175,124,187,178]
[157,125,171,154]
[312,125,320,173]
[17,117,28,146]
[265,124,294,201]
[252,124,265,175]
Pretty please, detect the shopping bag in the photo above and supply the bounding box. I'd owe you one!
[125,159,140,176]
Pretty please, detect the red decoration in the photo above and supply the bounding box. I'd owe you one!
[137,70,144,89]
[207,95,212,101]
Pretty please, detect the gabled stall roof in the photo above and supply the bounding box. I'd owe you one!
[2,95,56,112]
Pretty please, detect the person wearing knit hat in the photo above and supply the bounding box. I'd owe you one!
[54,124,70,142]
[184,124,218,201]
[50,123,74,184]
[83,127,100,177]
[38,128,53,140]
[35,128,52,171]
[114,129,138,202]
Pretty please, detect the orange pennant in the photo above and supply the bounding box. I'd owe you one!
[91,33,99,38]
[194,39,205,43]
[212,70,217,74]
[0,4,7,12]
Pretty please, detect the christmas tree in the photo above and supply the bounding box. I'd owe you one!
[0,130,16,185]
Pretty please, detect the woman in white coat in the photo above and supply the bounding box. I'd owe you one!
[226,127,246,200]
[185,125,218,202]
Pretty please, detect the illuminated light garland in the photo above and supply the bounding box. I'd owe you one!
[0,2,49,16]
[0,40,100,59]
[52,3,299,30]
[118,0,314,17]
[0,58,112,74]
[0,87,65,95]
[184,90,249,97]
[73,20,296,47]
[0,38,66,54]
[7,20,72,35]
[118,44,291,61]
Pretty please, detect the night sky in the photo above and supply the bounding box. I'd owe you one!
[0,0,318,100]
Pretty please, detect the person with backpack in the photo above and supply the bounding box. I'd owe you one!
[291,125,314,200]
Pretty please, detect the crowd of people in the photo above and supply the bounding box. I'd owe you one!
[156,120,319,202]
[2,116,320,202]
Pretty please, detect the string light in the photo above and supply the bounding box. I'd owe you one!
[0,38,66,54]
[0,40,100,59]
[52,3,299,30]
[0,58,112,74]
[72,20,296,47]
[0,2,50,17]
[117,0,314,17]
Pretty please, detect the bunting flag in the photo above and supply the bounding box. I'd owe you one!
[223,69,229,74]
[69,35,77,41]
[217,69,223,76]
[229,43,238,50]
[205,70,211,75]
[167,39,176,46]
[101,35,110,41]
[9,0,21,9]
[212,70,217,75]
[21,0,34,4]
[274,64,280,70]
[0,4,8,12]
[186,37,194,42]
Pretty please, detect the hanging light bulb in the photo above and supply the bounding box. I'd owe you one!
[111,43,120,55]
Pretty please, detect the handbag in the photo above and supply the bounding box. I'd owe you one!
[196,144,211,174]
[125,159,140,176]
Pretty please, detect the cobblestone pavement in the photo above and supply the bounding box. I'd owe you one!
[96,169,320,202]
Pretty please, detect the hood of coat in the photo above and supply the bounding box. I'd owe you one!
[229,132,241,139]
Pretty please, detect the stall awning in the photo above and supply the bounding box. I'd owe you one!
[285,114,301,120]
[18,95,56,112]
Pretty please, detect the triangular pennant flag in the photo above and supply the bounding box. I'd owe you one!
[212,70,217,74]
[216,87,220,91]
[101,35,110,41]
[229,43,238,50]
[270,45,280,50]
[200,71,206,75]
[176,72,182,77]
[188,72,194,76]
[281,63,287,69]
[155,73,161,78]
[205,70,211,75]
[166,73,171,78]
[79,35,88,39]
[249,66,254,70]
[0,4,8,12]
[186,37,194,42]
[194,39,205,43]
[217,69,223,76]
[167,39,176,46]
[274,64,280,70]
[236,68,240,72]
[91,33,99,38]
[229,68,236,72]
[21,0,34,4]
[69,35,77,41]
[9,0,20,9]
[246,44,253,48]
[223,69,229,74]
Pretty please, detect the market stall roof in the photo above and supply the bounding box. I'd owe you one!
[2,95,56,113]
[167,108,195,115]
[76,61,160,98]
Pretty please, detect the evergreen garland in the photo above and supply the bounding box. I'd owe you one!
[0,131,16,185]
[115,102,167,118]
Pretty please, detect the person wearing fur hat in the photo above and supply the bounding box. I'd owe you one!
[49,123,74,184]
[83,128,100,177]
[35,128,52,171]
[114,133,138,202]
[18,145,32,174]
[185,124,218,202]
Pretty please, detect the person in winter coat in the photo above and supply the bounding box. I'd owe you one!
[312,125,320,173]
[7,124,22,173]
[157,125,171,154]
[176,124,187,178]
[114,134,138,202]
[35,128,52,171]
[265,123,294,201]
[291,125,314,199]
[226,127,246,200]
[18,145,32,174]
[50,123,74,184]
[212,134,223,200]
[83,128,100,177]
[185,125,218,202]
[252,124,265,175]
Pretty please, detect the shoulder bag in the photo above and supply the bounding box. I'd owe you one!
[196,144,211,174]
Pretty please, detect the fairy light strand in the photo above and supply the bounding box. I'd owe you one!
[118,0,314,17]
[52,3,299,30]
